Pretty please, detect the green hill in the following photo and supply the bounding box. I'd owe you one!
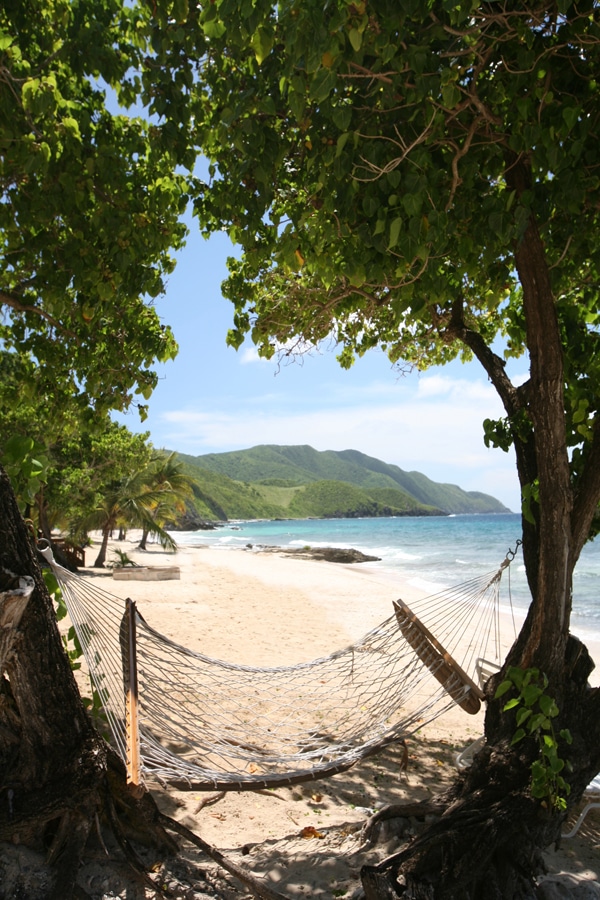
[175,464,284,525]
[174,445,509,523]
[284,481,442,518]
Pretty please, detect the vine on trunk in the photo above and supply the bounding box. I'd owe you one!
[495,667,573,812]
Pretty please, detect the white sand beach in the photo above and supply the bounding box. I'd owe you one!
[64,535,599,898]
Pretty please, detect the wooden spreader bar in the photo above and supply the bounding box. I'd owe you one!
[393,598,484,715]
[122,597,143,795]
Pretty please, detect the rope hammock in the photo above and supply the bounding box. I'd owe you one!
[40,543,519,793]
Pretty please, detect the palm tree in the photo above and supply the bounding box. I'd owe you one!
[136,452,195,550]
[81,467,178,567]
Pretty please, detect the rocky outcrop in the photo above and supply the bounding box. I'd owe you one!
[251,545,381,564]
[169,513,217,531]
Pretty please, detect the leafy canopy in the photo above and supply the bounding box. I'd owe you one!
[0,0,190,427]
[139,0,599,438]
[45,423,154,535]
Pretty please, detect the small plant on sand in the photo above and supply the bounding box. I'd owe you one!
[110,548,139,568]
[495,667,572,811]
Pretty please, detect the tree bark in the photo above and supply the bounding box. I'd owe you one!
[505,158,573,674]
[93,523,111,567]
[0,468,101,798]
[0,466,176,897]
[36,484,52,543]
[0,465,108,899]
[362,646,600,899]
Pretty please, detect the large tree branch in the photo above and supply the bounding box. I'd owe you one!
[571,416,600,562]
[447,301,521,415]
[446,301,539,600]
[505,157,572,667]
[0,289,77,339]
[447,299,536,483]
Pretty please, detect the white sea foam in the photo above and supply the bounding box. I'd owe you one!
[407,576,449,594]
[383,548,422,561]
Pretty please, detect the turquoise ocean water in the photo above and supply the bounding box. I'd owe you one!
[173,514,600,644]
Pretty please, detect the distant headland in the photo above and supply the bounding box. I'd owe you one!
[169,444,510,528]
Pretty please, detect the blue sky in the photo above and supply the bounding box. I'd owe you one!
[118,217,527,513]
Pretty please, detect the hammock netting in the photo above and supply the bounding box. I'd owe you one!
[43,548,516,792]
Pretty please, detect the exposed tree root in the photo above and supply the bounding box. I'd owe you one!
[2,740,295,900]
[359,798,446,850]
[361,789,548,899]
[106,788,169,897]
[194,790,226,814]
[158,811,290,900]
[47,806,95,900]
[358,636,600,900]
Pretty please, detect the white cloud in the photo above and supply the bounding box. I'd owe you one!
[239,347,268,365]
[416,373,496,403]
[415,374,456,398]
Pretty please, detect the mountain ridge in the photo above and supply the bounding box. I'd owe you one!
[175,444,510,522]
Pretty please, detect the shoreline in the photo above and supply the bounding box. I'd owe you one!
[172,515,600,640]
[171,521,600,669]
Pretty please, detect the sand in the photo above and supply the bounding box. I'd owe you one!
[63,535,600,899]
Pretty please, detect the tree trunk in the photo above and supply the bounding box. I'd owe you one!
[362,639,600,899]
[0,466,106,894]
[93,524,111,567]
[0,466,175,898]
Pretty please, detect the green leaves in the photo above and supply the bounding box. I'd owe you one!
[348,28,362,52]
[3,1,600,601]
[1,435,49,509]
[310,67,337,102]
[22,74,59,115]
[0,29,13,51]
[562,106,579,133]
[495,667,572,810]
[388,217,403,250]
[441,82,461,109]
[166,0,598,444]
[483,417,513,453]
[1,0,188,436]
[172,0,189,24]
[251,26,273,64]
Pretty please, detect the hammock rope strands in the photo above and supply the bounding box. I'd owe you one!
[41,545,518,792]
